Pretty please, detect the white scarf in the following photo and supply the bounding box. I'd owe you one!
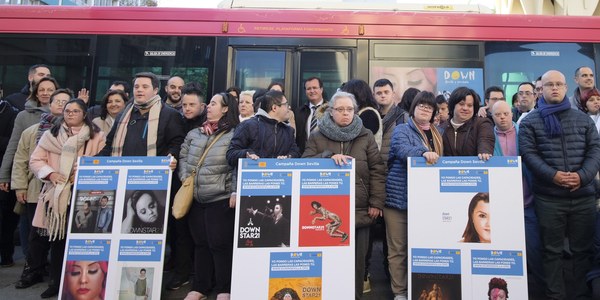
[38,124,91,240]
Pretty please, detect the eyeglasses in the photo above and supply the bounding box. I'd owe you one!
[64,109,83,115]
[543,82,566,89]
[277,102,290,108]
[333,107,355,113]
[535,87,543,92]
[53,99,69,105]
[518,91,534,96]
[488,97,506,101]
[416,104,434,112]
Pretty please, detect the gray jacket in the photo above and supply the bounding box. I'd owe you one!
[0,99,48,182]
[179,128,235,204]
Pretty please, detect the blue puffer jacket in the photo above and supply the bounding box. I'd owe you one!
[386,118,430,210]
[519,106,600,198]
[227,110,301,168]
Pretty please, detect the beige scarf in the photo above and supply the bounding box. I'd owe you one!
[38,124,91,240]
[111,94,161,156]
[412,117,443,156]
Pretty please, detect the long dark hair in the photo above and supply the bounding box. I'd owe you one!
[216,92,241,132]
[339,79,378,110]
[399,87,420,112]
[51,98,100,139]
[99,89,128,120]
[462,192,490,243]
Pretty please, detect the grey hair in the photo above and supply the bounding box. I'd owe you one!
[240,90,255,99]
[328,91,358,113]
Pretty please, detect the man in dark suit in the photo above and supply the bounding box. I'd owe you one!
[295,77,327,153]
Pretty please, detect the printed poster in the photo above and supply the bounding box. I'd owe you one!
[59,156,172,300]
[408,156,528,299]
[231,159,355,300]
[370,66,484,101]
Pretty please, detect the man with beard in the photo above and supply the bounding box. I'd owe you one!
[569,66,595,111]
[5,64,51,111]
[164,76,185,113]
[98,72,184,159]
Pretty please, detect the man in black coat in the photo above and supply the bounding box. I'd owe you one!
[295,77,327,153]
[5,64,51,111]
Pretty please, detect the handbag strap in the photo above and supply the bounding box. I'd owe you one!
[192,130,228,173]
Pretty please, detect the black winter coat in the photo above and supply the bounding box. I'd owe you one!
[519,107,600,198]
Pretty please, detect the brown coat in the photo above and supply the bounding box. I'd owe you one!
[442,117,495,156]
[302,127,386,228]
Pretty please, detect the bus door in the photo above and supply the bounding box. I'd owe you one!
[227,38,356,110]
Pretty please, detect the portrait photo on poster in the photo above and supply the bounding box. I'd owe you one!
[121,190,166,234]
[370,66,438,102]
[119,266,154,300]
[238,195,291,248]
[61,260,109,300]
[269,287,301,300]
[71,190,116,234]
[470,275,522,300]
[460,192,490,243]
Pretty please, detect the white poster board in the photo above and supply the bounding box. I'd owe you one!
[408,156,528,299]
[231,158,355,300]
[59,156,172,300]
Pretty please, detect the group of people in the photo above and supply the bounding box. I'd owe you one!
[0,63,599,300]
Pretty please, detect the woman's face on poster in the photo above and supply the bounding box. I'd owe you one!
[472,200,490,243]
[135,193,158,224]
[67,261,104,300]
[376,68,436,102]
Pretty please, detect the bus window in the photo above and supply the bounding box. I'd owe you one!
[0,34,92,99]
[94,35,214,103]
[233,50,286,91]
[485,42,595,99]
[299,50,349,104]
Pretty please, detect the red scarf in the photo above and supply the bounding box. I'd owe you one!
[202,120,219,136]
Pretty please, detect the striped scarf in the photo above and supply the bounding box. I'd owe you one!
[111,95,161,156]
[411,117,443,156]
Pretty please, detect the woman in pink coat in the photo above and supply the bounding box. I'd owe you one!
[29,98,105,298]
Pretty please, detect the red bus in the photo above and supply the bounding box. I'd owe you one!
[0,5,599,107]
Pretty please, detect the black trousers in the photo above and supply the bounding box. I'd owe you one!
[188,199,235,295]
[0,189,19,264]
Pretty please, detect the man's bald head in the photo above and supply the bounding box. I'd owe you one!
[492,101,513,131]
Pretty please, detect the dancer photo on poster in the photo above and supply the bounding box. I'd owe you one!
[309,201,348,242]
[298,195,350,247]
